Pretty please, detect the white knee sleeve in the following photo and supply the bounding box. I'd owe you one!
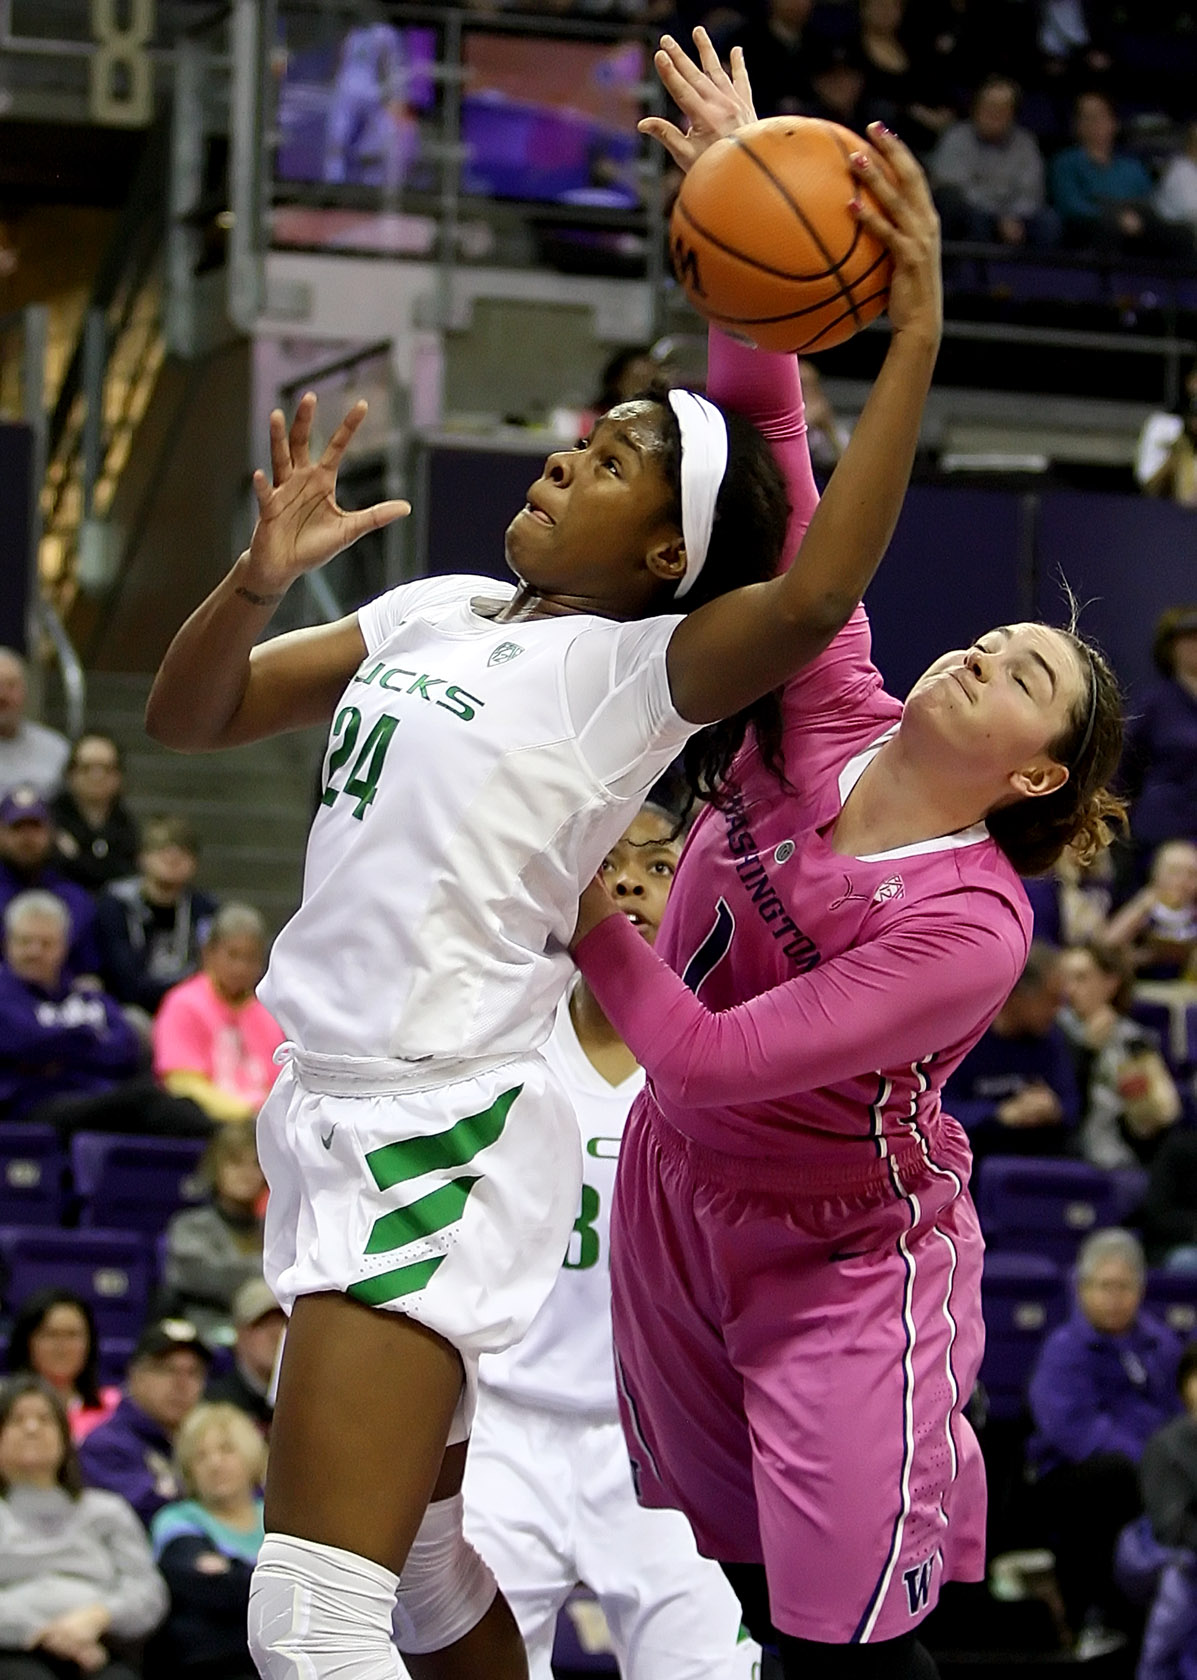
[392,1492,498,1656]
[248,1533,403,1680]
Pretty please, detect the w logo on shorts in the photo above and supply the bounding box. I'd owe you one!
[346,1085,522,1308]
[902,1557,934,1616]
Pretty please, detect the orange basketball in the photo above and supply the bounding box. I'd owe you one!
[669,116,893,354]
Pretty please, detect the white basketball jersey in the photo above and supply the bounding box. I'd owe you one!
[478,986,642,1416]
[259,577,692,1061]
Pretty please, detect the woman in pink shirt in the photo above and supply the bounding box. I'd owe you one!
[568,39,1128,1680]
[154,904,284,1122]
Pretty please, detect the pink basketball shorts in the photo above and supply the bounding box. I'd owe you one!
[609,1097,987,1646]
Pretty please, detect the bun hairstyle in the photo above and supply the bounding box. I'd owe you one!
[986,628,1127,877]
[643,389,794,809]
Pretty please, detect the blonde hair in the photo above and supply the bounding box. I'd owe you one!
[173,1401,267,1498]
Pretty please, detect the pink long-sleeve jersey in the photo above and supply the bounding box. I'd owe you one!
[574,335,1033,1186]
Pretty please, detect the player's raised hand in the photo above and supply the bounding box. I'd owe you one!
[848,124,942,348]
[638,28,757,176]
[246,393,410,593]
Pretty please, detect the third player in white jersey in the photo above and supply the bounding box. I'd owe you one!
[463,808,760,1680]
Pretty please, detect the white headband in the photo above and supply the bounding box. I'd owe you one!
[668,388,729,600]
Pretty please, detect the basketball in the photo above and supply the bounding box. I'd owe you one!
[669,116,894,354]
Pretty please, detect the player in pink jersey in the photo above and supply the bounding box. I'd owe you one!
[568,37,1129,1680]
[146,35,946,1680]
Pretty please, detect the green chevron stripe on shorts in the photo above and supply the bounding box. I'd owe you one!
[363,1084,522,1191]
[365,1174,477,1256]
[347,1255,444,1307]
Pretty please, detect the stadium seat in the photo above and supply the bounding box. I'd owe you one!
[69,1133,206,1234]
[1143,1270,1197,1342]
[0,1227,151,1339]
[979,1253,1068,1422]
[97,1336,136,1387]
[0,1126,66,1226]
[975,1157,1121,1267]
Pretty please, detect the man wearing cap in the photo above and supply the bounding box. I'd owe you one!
[79,1319,211,1527]
[0,646,69,799]
[205,1279,285,1434]
[0,785,100,976]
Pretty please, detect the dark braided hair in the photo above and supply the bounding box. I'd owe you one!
[640,391,794,812]
[985,630,1127,876]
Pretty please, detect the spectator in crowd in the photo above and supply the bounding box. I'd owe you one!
[1130,1341,1197,1680]
[905,0,1039,109]
[943,940,1079,1158]
[1119,607,1197,879]
[1139,1131,1197,1270]
[50,736,139,895]
[152,906,284,1125]
[1138,370,1197,506]
[1102,839,1197,981]
[0,788,100,977]
[718,0,815,119]
[854,0,955,155]
[204,1281,285,1436]
[0,889,139,1121]
[1029,1228,1182,1646]
[97,818,216,1015]
[1059,943,1181,1170]
[929,76,1060,246]
[79,1320,211,1529]
[1021,850,1116,948]
[0,649,69,800]
[802,38,874,135]
[1050,91,1187,256]
[1154,120,1197,247]
[1037,0,1114,87]
[5,1291,120,1443]
[798,357,850,471]
[149,1403,265,1680]
[161,1126,267,1347]
[0,891,209,1138]
[0,1376,167,1680]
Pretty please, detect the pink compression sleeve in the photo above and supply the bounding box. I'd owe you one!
[574,906,1024,1115]
[706,328,819,571]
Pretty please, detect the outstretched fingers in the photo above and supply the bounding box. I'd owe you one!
[319,398,370,474]
[342,499,412,542]
[637,114,693,171]
[267,410,292,488]
[692,26,735,96]
[287,392,318,470]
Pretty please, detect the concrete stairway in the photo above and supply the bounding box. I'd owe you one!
[77,672,323,933]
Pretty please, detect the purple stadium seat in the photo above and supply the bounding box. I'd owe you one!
[0,1126,65,1226]
[98,1336,136,1387]
[70,1133,206,1234]
[980,1253,1067,1421]
[1143,1270,1197,1342]
[0,1227,151,1339]
[552,1588,618,1674]
[975,1157,1121,1266]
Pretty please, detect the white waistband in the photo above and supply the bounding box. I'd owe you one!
[275,1043,525,1097]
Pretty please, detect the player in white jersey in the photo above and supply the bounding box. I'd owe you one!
[146,38,943,1678]
[461,804,759,1680]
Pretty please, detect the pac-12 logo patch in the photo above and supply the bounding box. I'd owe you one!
[874,873,905,904]
[488,642,524,667]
